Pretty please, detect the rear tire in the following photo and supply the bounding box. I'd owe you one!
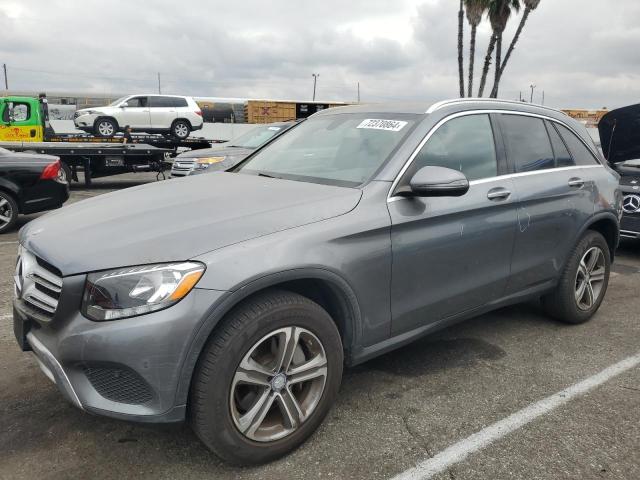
[171,120,191,139]
[542,231,610,324]
[59,162,72,184]
[0,191,19,234]
[190,290,343,465]
[94,118,117,137]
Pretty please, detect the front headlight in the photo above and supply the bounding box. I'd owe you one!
[81,262,205,321]
[195,156,226,169]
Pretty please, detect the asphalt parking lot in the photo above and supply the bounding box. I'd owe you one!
[1,172,639,480]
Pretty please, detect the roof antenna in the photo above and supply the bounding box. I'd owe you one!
[606,118,617,163]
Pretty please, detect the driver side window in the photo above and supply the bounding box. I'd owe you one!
[125,97,147,108]
[408,114,498,182]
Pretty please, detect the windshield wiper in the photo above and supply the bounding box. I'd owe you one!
[258,172,281,179]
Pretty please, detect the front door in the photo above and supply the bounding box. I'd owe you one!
[120,96,151,129]
[389,113,518,335]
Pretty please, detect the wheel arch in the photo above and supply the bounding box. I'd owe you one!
[0,179,22,212]
[172,118,192,129]
[581,212,619,261]
[175,268,362,408]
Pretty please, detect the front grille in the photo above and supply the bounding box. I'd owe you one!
[15,247,63,321]
[621,214,640,234]
[84,366,153,405]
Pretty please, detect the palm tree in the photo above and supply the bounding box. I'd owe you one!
[488,0,520,98]
[465,0,490,97]
[477,33,496,97]
[491,0,541,96]
[458,0,465,97]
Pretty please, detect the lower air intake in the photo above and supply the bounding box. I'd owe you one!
[84,366,153,405]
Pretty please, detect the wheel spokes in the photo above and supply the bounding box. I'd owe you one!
[276,388,304,429]
[237,388,276,436]
[274,327,299,373]
[234,357,273,387]
[288,354,327,384]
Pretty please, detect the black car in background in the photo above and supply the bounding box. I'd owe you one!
[0,147,69,233]
[599,104,640,240]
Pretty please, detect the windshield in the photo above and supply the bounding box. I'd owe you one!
[107,96,129,107]
[231,125,288,149]
[236,114,418,187]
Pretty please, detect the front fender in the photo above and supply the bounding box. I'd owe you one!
[173,267,363,407]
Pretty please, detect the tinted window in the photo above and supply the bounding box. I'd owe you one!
[555,124,600,166]
[149,96,188,108]
[409,114,497,181]
[501,115,554,172]
[546,121,574,167]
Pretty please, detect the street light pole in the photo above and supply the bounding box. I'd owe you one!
[530,84,536,103]
[312,73,319,101]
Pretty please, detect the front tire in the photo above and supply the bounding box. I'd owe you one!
[171,120,191,139]
[542,231,610,324]
[94,118,117,137]
[0,191,19,234]
[190,290,343,465]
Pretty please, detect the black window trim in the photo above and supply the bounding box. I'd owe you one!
[388,109,603,201]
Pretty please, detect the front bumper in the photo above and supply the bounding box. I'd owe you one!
[15,283,226,423]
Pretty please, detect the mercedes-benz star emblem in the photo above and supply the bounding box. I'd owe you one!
[622,194,640,214]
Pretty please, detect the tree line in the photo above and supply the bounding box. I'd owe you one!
[457,0,541,98]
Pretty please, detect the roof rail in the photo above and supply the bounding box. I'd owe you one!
[426,98,564,115]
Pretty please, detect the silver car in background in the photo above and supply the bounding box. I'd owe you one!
[170,122,295,177]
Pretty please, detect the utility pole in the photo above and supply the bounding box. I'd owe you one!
[530,84,536,103]
[3,64,7,90]
[541,90,545,106]
[157,72,161,94]
[312,73,319,101]
[357,82,360,103]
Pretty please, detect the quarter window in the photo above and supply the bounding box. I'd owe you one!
[555,124,600,166]
[501,115,554,173]
[408,114,498,182]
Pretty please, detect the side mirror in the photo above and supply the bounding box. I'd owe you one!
[120,102,129,108]
[400,165,470,197]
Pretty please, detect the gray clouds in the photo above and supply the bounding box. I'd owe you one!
[1,0,638,108]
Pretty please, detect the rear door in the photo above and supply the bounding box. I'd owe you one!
[389,113,518,335]
[149,96,179,130]
[499,114,594,294]
[119,96,150,129]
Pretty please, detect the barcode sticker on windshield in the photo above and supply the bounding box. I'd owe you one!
[357,119,408,132]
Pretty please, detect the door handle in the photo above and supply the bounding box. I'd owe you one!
[568,177,585,188]
[487,187,511,200]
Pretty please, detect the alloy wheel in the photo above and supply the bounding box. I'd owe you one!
[230,326,328,442]
[97,121,115,136]
[174,122,189,138]
[0,197,12,228]
[574,246,606,311]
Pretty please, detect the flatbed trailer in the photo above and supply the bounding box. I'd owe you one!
[0,96,222,186]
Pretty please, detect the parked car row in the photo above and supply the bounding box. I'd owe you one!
[170,122,296,177]
[12,99,627,466]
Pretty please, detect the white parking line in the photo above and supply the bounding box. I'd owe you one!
[392,352,640,480]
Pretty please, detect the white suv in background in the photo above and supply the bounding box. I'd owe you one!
[74,94,204,139]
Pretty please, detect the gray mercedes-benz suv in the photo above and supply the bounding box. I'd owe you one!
[14,99,622,465]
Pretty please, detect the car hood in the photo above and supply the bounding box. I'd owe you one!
[598,103,640,163]
[20,173,362,276]
[177,145,252,159]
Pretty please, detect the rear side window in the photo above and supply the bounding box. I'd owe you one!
[546,121,574,167]
[555,124,600,166]
[500,115,554,173]
[150,96,188,108]
[409,114,497,181]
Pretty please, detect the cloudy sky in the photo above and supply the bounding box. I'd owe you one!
[1,0,639,109]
